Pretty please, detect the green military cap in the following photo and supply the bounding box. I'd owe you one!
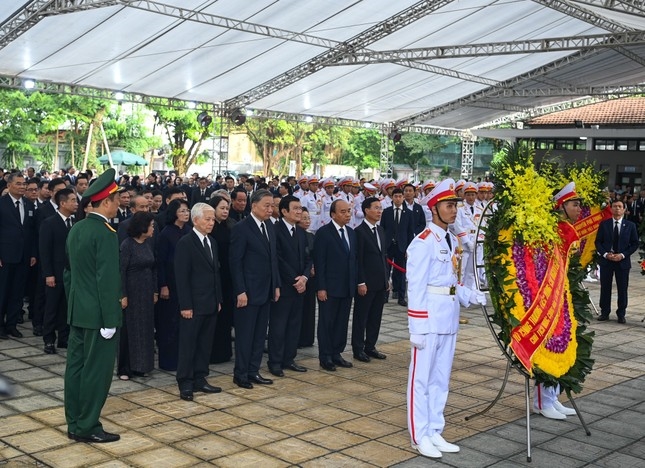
[84,168,118,202]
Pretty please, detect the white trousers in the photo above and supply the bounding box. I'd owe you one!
[407,332,457,445]
[534,383,560,409]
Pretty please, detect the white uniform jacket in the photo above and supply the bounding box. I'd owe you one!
[406,225,460,336]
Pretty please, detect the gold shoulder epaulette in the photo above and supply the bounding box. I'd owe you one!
[104,222,116,232]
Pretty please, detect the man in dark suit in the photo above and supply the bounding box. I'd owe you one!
[352,197,389,363]
[595,199,639,323]
[380,188,414,306]
[117,195,151,246]
[626,194,642,225]
[404,183,427,235]
[267,195,312,377]
[110,188,131,230]
[36,177,67,226]
[230,189,281,388]
[39,188,77,354]
[313,199,358,371]
[229,189,249,222]
[190,177,214,207]
[174,203,223,401]
[0,172,37,339]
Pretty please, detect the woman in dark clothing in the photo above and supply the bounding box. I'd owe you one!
[155,199,191,371]
[118,211,157,379]
[209,195,236,363]
[298,207,316,347]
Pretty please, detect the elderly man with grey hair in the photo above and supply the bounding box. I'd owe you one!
[174,203,223,401]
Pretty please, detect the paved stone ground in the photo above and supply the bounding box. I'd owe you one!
[1,268,643,467]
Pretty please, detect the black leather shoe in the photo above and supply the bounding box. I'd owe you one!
[320,361,336,372]
[233,377,253,389]
[286,363,307,372]
[365,349,387,360]
[57,342,68,349]
[269,368,285,377]
[6,328,23,338]
[353,351,371,363]
[32,326,43,336]
[194,383,222,393]
[75,430,120,443]
[17,314,24,324]
[179,390,194,401]
[617,317,626,324]
[333,357,353,368]
[44,343,56,354]
[67,431,77,440]
[597,315,609,321]
[249,374,273,385]
[397,299,408,307]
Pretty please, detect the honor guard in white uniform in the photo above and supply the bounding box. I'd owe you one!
[319,178,335,227]
[302,175,322,232]
[406,178,484,459]
[351,179,366,228]
[293,175,309,200]
[456,182,479,291]
[533,182,580,420]
[420,180,435,225]
[380,179,395,210]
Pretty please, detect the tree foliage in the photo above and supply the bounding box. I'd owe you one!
[146,104,213,176]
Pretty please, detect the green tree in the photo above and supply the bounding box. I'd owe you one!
[393,133,448,172]
[341,128,381,176]
[146,104,212,175]
[103,107,161,161]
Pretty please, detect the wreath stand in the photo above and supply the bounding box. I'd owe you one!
[466,209,591,462]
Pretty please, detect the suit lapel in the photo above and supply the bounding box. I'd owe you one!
[192,232,214,270]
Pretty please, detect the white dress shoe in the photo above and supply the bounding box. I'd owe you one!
[553,400,577,416]
[429,433,460,453]
[411,436,442,458]
[533,405,567,420]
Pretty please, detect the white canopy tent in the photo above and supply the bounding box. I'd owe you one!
[1,0,645,176]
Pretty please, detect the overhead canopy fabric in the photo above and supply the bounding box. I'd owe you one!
[1,0,644,130]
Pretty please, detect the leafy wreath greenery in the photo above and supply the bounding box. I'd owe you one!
[484,142,598,393]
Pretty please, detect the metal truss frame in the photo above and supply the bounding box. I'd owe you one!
[533,0,635,33]
[460,132,475,180]
[394,48,599,127]
[327,31,645,63]
[380,129,392,178]
[223,0,457,110]
[0,0,118,49]
[575,0,645,16]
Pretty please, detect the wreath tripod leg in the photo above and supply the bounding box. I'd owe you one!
[524,376,532,463]
[465,360,512,421]
[564,388,591,436]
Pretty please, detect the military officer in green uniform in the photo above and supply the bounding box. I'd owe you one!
[64,168,122,443]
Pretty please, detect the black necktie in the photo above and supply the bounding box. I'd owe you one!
[339,227,349,252]
[15,200,22,224]
[260,222,268,242]
[290,226,295,237]
[372,226,381,251]
[445,232,452,250]
[66,218,73,229]
[395,207,400,225]
[203,237,213,263]
[470,205,474,215]
[612,221,619,252]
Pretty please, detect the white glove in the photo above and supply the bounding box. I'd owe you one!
[465,240,475,252]
[473,290,487,306]
[456,284,473,308]
[410,334,426,350]
[100,328,116,339]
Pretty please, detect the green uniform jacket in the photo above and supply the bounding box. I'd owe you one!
[65,213,122,329]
